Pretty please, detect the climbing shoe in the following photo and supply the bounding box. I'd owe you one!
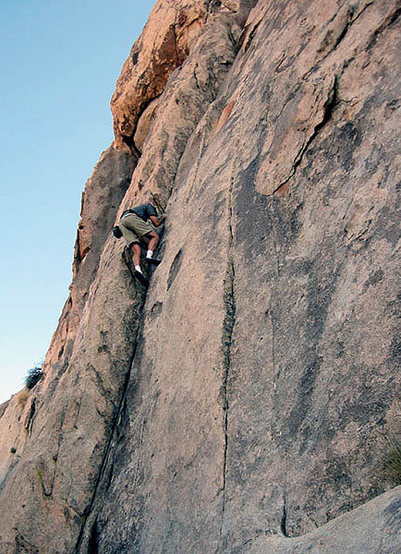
[134,269,149,286]
[145,257,161,266]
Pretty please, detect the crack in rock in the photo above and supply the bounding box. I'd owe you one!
[367,4,401,50]
[74,303,146,552]
[218,148,239,551]
[273,75,339,195]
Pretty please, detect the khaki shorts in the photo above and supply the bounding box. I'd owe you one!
[119,213,153,246]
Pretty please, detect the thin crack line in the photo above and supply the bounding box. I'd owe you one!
[317,2,374,67]
[218,144,240,551]
[280,487,288,537]
[273,74,339,195]
[302,2,374,83]
[366,4,401,49]
[74,303,145,553]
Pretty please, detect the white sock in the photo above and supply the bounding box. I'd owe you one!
[135,265,142,273]
[146,250,153,259]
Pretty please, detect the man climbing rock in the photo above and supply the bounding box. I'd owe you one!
[114,203,166,285]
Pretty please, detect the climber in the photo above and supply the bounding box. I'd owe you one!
[113,203,166,285]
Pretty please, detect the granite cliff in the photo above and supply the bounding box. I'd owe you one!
[1,0,401,552]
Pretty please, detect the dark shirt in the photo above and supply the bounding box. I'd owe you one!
[122,204,157,222]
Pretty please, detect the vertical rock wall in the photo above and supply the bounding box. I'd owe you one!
[92,0,401,551]
[1,0,401,553]
[0,1,255,552]
[0,145,136,553]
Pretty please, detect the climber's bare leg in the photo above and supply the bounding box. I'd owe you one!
[130,242,142,267]
[146,231,159,252]
[145,231,162,265]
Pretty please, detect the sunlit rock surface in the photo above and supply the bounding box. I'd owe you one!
[0,1,400,552]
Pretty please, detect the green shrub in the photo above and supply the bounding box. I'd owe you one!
[25,367,43,389]
[382,433,401,485]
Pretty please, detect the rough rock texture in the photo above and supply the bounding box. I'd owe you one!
[111,0,207,150]
[0,145,136,553]
[0,1,255,552]
[133,96,160,153]
[1,0,401,552]
[249,486,401,553]
[111,0,253,150]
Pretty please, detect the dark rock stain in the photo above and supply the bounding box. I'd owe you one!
[337,378,392,431]
[167,249,183,291]
[384,498,401,527]
[390,336,401,367]
[364,269,384,290]
[149,301,163,319]
[387,290,401,319]
[288,356,323,439]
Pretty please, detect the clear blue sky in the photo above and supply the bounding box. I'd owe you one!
[0,0,155,404]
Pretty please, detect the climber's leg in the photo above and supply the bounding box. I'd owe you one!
[130,242,148,285]
[144,231,161,265]
[147,231,159,252]
[130,242,142,268]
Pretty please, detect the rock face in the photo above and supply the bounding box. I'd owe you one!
[0,145,136,553]
[1,0,401,552]
[111,0,252,151]
[111,0,206,150]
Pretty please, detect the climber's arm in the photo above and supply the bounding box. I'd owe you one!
[150,214,167,227]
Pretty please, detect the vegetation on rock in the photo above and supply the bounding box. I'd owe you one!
[382,433,401,485]
[25,367,43,390]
